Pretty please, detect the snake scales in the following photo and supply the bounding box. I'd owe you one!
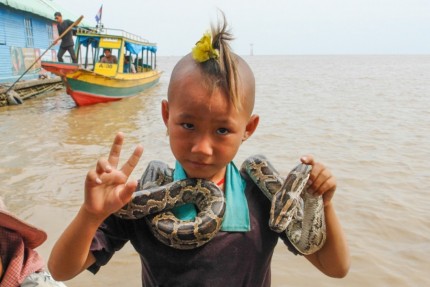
[115,155,326,254]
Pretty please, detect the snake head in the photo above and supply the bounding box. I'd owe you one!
[269,196,300,232]
[268,163,311,233]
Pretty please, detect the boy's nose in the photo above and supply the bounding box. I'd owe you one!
[191,135,213,156]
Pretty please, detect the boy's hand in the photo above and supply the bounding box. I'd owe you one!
[300,155,336,206]
[84,132,143,219]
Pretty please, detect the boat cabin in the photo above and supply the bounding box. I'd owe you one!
[75,27,157,77]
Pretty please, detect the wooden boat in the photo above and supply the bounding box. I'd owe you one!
[42,27,161,106]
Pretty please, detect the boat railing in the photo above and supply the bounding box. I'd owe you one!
[76,26,155,45]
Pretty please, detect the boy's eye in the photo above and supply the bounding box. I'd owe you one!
[216,128,229,135]
[181,123,194,130]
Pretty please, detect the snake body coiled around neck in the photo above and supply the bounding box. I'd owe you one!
[115,155,326,254]
[115,162,225,249]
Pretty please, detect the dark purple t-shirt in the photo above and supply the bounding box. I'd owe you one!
[89,169,299,286]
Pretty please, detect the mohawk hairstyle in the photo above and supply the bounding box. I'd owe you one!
[198,12,242,110]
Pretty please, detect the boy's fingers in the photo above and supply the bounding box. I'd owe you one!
[312,174,335,196]
[305,161,323,192]
[95,158,112,175]
[300,155,337,201]
[308,164,337,197]
[120,145,144,177]
[119,180,139,204]
[86,169,99,184]
[108,132,124,167]
[300,154,314,165]
[322,177,336,193]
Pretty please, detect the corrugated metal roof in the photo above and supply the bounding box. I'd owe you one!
[0,0,90,26]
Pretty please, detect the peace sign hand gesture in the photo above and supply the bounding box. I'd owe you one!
[84,132,143,220]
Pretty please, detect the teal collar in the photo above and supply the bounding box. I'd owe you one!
[172,161,250,232]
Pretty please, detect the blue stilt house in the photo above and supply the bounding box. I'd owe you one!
[0,0,84,84]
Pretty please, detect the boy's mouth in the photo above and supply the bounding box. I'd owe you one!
[188,160,211,168]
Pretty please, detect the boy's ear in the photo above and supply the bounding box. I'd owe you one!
[161,100,169,127]
[243,114,259,140]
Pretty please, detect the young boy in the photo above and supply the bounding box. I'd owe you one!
[48,15,349,286]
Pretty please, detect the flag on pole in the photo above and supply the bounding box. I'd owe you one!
[95,5,103,24]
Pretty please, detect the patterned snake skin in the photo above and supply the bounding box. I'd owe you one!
[115,156,326,254]
[241,155,326,255]
[115,161,225,249]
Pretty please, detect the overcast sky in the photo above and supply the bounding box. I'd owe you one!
[53,0,430,56]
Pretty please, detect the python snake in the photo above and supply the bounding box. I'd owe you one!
[115,165,225,249]
[115,155,326,254]
[241,155,326,255]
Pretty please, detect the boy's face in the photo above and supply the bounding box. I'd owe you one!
[163,67,257,182]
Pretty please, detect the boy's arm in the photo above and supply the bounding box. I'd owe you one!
[305,202,350,277]
[48,207,100,280]
[300,155,350,278]
[48,132,143,280]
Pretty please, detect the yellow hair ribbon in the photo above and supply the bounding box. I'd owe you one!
[192,32,219,63]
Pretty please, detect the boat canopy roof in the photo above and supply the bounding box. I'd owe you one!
[76,27,157,54]
[125,41,157,54]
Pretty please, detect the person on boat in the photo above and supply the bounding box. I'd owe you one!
[123,55,136,73]
[100,49,118,64]
[53,12,77,64]
[47,12,350,287]
[0,197,67,286]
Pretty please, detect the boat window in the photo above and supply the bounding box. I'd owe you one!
[98,48,119,64]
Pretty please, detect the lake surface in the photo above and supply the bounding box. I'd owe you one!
[1,55,429,286]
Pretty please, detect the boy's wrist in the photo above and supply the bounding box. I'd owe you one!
[78,206,108,228]
[324,201,335,211]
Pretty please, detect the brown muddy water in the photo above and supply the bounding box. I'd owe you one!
[1,55,429,286]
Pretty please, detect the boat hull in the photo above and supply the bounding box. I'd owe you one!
[65,70,160,106]
[42,61,161,106]
[40,62,80,77]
